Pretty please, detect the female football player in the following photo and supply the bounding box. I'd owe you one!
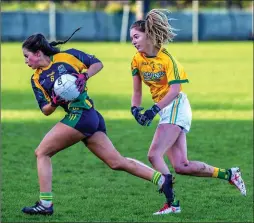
[129,9,246,215]
[21,28,174,216]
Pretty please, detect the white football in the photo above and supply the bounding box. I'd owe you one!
[54,74,80,101]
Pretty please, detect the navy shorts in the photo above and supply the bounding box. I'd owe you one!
[60,107,106,137]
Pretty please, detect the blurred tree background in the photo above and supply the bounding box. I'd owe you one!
[1,0,252,12]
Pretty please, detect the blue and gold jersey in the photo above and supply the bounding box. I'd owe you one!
[131,47,189,103]
[31,48,100,112]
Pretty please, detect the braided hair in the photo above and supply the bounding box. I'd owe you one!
[130,9,177,49]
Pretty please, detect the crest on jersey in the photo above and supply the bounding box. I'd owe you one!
[58,65,67,74]
[149,62,163,71]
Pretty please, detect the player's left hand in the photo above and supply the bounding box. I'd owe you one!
[143,104,161,126]
[72,72,89,92]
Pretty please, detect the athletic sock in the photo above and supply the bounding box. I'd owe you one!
[171,198,179,206]
[212,167,230,180]
[39,192,53,207]
[152,172,179,206]
[152,171,164,186]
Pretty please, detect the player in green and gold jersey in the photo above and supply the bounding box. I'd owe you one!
[129,9,246,215]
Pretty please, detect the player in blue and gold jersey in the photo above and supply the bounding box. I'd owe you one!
[21,28,175,216]
[129,9,246,215]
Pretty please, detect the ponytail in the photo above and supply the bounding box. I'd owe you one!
[49,27,82,47]
[22,27,82,56]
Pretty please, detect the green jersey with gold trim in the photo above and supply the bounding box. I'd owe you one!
[131,47,189,103]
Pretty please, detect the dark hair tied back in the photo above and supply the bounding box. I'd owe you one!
[22,27,82,56]
[49,27,82,47]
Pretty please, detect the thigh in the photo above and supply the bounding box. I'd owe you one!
[37,122,85,157]
[166,131,188,168]
[159,92,192,133]
[85,131,123,164]
[148,123,182,156]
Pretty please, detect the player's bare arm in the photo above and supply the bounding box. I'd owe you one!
[131,75,142,107]
[156,84,180,110]
[86,62,103,78]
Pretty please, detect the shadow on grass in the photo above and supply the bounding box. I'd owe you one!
[1,119,253,222]
[2,119,253,172]
[2,91,252,110]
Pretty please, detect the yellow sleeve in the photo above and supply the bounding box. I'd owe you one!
[166,57,189,85]
[131,55,139,76]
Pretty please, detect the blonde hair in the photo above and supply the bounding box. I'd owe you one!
[131,9,177,49]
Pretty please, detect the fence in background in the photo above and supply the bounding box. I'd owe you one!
[2,10,253,41]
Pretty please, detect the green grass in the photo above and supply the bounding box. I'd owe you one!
[1,42,253,222]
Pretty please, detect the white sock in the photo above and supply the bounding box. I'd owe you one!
[158,175,165,187]
[40,199,52,207]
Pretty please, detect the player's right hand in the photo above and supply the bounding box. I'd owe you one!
[131,106,147,126]
[51,90,67,107]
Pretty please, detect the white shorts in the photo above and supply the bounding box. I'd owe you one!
[158,92,192,133]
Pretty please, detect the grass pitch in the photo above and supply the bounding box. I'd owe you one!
[1,41,253,222]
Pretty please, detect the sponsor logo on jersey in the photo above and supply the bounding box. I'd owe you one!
[143,71,166,81]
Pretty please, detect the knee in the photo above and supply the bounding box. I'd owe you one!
[147,154,155,164]
[173,161,189,175]
[34,147,50,158]
[147,152,162,165]
[107,158,124,170]
[174,166,184,174]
